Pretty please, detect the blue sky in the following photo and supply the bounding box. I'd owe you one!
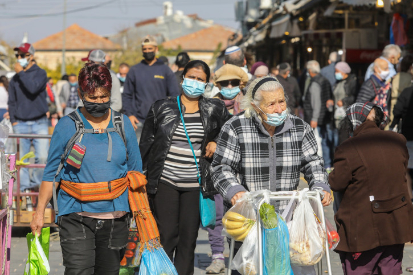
[0,0,241,45]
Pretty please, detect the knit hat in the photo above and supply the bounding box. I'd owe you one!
[346,102,376,130]
[335,62,351,74]
[251,62,268,75]
[214,64,249,84]
[254,65,269,76]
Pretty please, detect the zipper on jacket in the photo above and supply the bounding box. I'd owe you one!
[271,136,274,148]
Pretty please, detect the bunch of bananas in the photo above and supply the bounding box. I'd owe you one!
[222,212,255,241]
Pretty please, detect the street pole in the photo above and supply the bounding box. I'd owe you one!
[61,0,67,76]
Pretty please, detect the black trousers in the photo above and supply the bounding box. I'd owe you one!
[58,212,129,275]
[152,182,200,275]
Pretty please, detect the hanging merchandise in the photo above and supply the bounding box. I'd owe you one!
[390,13,409,46]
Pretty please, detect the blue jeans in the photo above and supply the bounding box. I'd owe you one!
[13,117,49,191]
[317,124,337,168]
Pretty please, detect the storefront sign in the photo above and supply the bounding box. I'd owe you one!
[345,49,382,63]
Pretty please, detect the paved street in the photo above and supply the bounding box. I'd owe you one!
[9,179,413,274]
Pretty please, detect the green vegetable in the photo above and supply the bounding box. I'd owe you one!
[259,203,278,229]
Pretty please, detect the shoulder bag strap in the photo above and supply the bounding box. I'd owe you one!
[177,96,201,185]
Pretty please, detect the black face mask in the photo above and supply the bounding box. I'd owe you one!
[83,100,110,117]
[106,60,112,70]
[143,51,156,61]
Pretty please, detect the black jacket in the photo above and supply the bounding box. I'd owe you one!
[391,86,413,140]
[140,96,232,195]
[333,74,357,108]
[356,75,383,103]
[303,74,332,125]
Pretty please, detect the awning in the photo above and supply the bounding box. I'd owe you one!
[281,0,312,14]
[340,0,395,12]
[269,15,291,38]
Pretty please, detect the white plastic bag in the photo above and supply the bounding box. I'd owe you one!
[313,128,323,158]
[222,192,257,242]
[287,189,325,266]
[231,223,259,275]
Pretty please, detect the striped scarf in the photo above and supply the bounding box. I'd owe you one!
[60,171,160,251]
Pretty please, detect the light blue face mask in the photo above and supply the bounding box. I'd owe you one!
[181,78,206,98]
[118,77,126,82]
[70,82,78,87]
[335,72,343,81]
[18,58,29,68]
[220,86,240,99]
[259,107,288,127]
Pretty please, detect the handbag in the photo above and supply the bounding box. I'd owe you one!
[177,96,216,229]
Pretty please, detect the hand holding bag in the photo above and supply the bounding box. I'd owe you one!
[177,96,216,229]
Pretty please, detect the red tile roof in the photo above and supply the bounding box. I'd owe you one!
[162,25,240,52]
[33,24,121,51]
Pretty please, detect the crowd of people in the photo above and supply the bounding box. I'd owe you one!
[0,34,410,275]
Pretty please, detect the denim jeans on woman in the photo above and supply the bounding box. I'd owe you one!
[13,116,49,191]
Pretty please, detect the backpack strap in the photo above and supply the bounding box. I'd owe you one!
[52,110,85,214]
[112,111,128,160]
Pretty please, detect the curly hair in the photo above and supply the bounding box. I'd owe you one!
[78,62,112,96]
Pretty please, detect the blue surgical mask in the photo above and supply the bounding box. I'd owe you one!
[181,78,206,98]
[119,77,126,82]
[18,58,28,68]
[335,72,343,81]
[259,107,288,127]
[70,82,78,87]
[220,86,240,99]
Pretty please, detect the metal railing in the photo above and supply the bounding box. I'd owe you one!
[6,133,54,228]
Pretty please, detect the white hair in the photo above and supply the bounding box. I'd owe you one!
[382,44,401,59]
[307,60,320,74]
[329,52,338,62]
[242,76,289,119]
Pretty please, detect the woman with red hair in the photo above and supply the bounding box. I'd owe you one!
[30,63,143,274]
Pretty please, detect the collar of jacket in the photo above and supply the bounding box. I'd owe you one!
[252,113,293,137]
[353,120,379,137]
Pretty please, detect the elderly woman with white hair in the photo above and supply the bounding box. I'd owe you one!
[211,76,332,274]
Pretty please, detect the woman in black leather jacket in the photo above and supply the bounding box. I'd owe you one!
[139,60,231,275]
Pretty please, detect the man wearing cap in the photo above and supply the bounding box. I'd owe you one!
[329,102,413,275]
[174,52,190,84]
[122,35,180,141]
[59,74,79,116]
[81,49,122,112]
[223,46,252,81]
[8,43,49,191]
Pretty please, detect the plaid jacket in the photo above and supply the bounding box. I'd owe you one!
[211,113,330,209]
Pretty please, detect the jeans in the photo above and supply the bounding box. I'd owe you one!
[206,194,225,255]
[13,117,49,191]
[58,212,129,275]
[317,124,337,168]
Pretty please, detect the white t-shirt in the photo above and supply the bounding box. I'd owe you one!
[0,86,8,109]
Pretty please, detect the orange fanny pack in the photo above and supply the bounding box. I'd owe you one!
[60,171,160,250]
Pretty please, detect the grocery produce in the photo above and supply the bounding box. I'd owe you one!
[260,203,293,275]
[222,214,255,241]
[327,230,339,249]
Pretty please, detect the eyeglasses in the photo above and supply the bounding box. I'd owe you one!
[15,53,30,58]
[218,79,241,87]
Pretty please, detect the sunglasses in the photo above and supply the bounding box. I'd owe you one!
[218,79,241,87]
[15,53,30,58]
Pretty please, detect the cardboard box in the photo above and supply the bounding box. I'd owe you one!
[14,208,54,224]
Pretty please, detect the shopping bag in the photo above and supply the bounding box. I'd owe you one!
[200,190,216,229]
[231,223,259,275]
[260,203,293,275]
[138,247,178,275]
[24,227,50,275]
[222,192,257,242]
[288,190,325,266]
[325,218,340,250]
[120,227,141,268]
